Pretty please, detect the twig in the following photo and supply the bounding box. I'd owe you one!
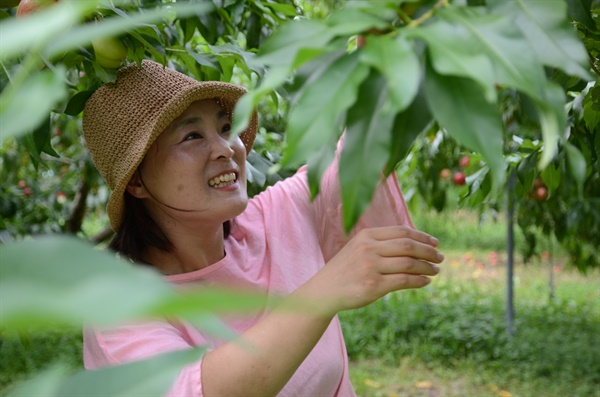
[90,226,114,245]
[407,0,449,28]
[396,8,413,25]
[588,52,600,76]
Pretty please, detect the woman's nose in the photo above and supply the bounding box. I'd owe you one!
[209,134,234,160]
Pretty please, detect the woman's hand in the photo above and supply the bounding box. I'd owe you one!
[298,226,443,319]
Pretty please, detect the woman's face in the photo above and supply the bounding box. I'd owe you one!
[132,98,248,225]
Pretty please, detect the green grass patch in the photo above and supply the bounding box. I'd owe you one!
[0,328,83,394]
[340,257,600,397]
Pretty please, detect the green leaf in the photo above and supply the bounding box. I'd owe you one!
[583,89,600,131]
[326,7,389,36]
[405,12,497,102]
[264,2,298,17]
[186,47,223,73]
[9,349,205,397]
[0,0,99,61]
[1,235,266,332]
[0,67,68,142]
[245,12,262,49]
[359,35,420,112]
[595,126,600,156]
[64,90,96,116]
[44,2,210,60]
[19,134,42,171]
[488,0,591,80]
[566,0,595,31]
[257,19,335,67]
[565,143,587,188]
[306,137,338,200]
[282,52,370,168]
[424,61,506,192]
[437,7,547,101]
[385,82,432,174]
[33,117,59,158]
[93,62,117,84]
[180,17,198,43]
[246,159,267,187]
[0,235,173,329]
[533,82,568,168]
[232,66,289,137]
[541,163,561,191]
[340,71,396,231]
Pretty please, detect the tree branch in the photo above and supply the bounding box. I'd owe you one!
[407,0,449,28]
[66,163,92,234]
[90,226,114,245]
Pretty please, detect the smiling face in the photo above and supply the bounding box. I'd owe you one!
[128,99,248,227]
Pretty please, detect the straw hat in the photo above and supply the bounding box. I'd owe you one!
[82,60,258,231]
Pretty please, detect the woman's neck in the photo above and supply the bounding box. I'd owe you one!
[143,221,226,275]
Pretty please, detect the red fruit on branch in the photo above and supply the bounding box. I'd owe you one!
[459,155,470,168]
[16,0,58,17]
[17,180,27,189]
[534,186,548,201]
[56,191,67,204]
[453,171,466,186]
[440,168,452,180]
[23,187,32,197]
[533,178,545,188]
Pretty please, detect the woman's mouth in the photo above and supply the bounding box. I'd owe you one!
[208,172,237,188]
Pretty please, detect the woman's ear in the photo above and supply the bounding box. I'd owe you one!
[125,170,147,199]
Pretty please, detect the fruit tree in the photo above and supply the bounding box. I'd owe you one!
[1,0,598,394]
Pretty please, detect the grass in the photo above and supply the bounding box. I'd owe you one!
[341,208,600,397]
[1,209,598,397]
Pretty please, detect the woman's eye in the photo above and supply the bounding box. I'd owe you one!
[184,132,202,141]
[221,123,231,135]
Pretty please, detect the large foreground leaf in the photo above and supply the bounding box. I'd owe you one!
[9,349,205,397]
[0,235,172,328]
[488,0,591,80]
[282,52,369,168]
[424,62,506,191]
[438,7,547,101]
[340,71,396,231]
[385,82,432,174]
[405,12,497,102]
[0,235,266,330]
[359,35,420,112]
[0,67,68,142]
[256,19,334,67]
[532,82,568,168]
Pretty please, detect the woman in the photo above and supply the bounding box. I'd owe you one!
[82,60,443,396]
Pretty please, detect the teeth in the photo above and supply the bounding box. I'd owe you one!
[209,172,236,187]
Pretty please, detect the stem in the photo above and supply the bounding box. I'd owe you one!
[165,48,188,53]
[407,0,449,28]
[588,52,600,76]
[0,61,12,84]
[396,8,413,25]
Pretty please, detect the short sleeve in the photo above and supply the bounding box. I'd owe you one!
[83,321,205,397]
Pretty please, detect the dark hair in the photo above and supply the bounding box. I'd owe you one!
[109,192,230,265]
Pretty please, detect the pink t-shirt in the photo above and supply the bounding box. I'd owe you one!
[83,140,414,396]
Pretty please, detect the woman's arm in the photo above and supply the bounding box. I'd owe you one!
[201,225,442,396]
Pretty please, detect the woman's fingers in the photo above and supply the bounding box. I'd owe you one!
[379,258,440,276]
[380,273,432,292]
[366,226,439,247]
[378,238,444,264]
